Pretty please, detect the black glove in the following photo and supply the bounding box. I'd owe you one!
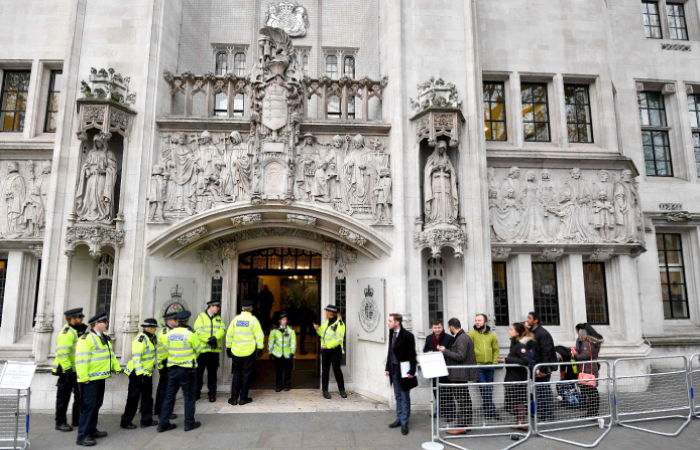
[269,354,274,360]
[53,365,63,376]
[226,348,233,358]
[257,349,264,359]
[207,337,217,347]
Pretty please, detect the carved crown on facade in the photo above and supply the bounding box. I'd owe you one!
[410,77,464,147]
[264,1,309,37]
[80,68,136,108]
[76,68,137,140]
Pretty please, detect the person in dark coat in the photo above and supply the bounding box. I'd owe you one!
[499,322,534,430]
[385,314,417,436]
[423,319,453,386]
[527,311,555,421]
[572,323,603,417]
[437,318,478,435]
[257,285,274,331]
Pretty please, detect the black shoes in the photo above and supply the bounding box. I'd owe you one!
[184,421,201,432]
[275,388,282,392]
[339,390,348,398]
[76,438,96,446]
[120,423,137,430]
[389,420,401,428]
[322,391,331,399]
[284,387,290,391]
[140,420,158,428]
[227,398,238,405]
[91,431,108,438]
[239,397,253,405]
[208,396,216,403]
[55,423,72,432]
[157,423,177,433]
[401,425,409,435]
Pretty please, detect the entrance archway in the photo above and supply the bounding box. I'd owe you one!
[238,247,323,389]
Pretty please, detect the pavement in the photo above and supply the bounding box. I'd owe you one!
[23,410,700,450]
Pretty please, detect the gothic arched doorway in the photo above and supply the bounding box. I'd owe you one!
[237,247,322,389]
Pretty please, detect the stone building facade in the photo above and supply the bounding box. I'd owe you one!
[0,0,699,410]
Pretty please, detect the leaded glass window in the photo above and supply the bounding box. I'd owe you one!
[657,233,689,319]
[667,3,688,40]
[532,262,559,326]
[325,55,338,79]
[565,84,593,143]
[583,262,609,324]
[642,2,662,39]
[484,82,507,141]
[44,70,62,133]
[234,52,246,77]
[1,70,30,132]
[521,83,550,142]
[639,91,673,177]
[492,262,509,326]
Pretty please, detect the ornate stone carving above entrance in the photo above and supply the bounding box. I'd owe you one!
[231,213,262,228]
[0,160,51,240]
[414,226,467,258]
[65,225,125,258]
[410,77,464,147]
[76,68,136,140]
[287,213,316,227]
[488,167,646,252]
[177,226,208,245]
[264,2,309,37]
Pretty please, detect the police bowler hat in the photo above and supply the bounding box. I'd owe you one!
[140,318,158,327]
[176,310,192,321]
[324,305,339,313]
[88,312,108,325]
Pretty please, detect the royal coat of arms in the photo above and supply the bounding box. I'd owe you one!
[358,285,380,334]
[264,2,309,37]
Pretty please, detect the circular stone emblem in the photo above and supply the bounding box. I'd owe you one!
[159,284,190,319]
[358,284,380,334]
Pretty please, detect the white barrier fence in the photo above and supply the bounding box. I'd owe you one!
[0,389,30,450]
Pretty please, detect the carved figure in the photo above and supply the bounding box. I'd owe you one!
[1,161,27,238]
[513,172,544,242]
[490,188,520,241]
[223,131,252,202]
[565,168,594,241]
[539,169,559,240]
[75,133,118,224]
[614,169,642,243]
[163,132,196,215]
[372,167,392,223]
[198,131,225,202]
[342,134,374,213]
[312,161,329,202]
[592,191,614,241]
[501,167,520,201]
[424,141,458,226]
[148,164,168,221]
[22,161,43,237]
[39,160,52,211]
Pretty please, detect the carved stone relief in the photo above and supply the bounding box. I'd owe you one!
[414,227,467,258]
[287,213,316,227]
[488,167,645,246]
[538,247,564,261]
[339,227,367,247]
[153,29,393,226]
[589,247,615,261]
[231,213,262,228]
[264,2,309,37]
[0,160,51,239]
[491,247,512,261]
[177,226,208,245]
[65,225,125,258]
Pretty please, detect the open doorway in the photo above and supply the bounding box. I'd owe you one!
[237,248,322,389]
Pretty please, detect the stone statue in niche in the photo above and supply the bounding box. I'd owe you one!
[614,169,643,243]
[424,140,459,226]
[148,164,168,222]
[163,132,196,216]
[22,161,44,237]
[1,161,26,238]
[75,132,118,224]
[372,167,392,224]
[488,166,646,247]
[342,134,374,214]
[223,131,252,202]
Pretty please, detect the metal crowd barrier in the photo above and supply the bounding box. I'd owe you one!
[435,364,531,450]
[613,355,692,436]
[690,353,700,419]
[532,360,613,448]
[0,389,30,450]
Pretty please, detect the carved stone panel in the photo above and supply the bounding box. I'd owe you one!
[488,167,645,247]
[264,2,309,37]
[0,160,52,239]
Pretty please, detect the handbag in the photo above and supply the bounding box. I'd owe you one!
[577,342,596,387]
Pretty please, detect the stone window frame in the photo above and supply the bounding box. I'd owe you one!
[482,72,515,149]
[656,232,691,319]
[483,80,508,142]
[0,69,31,133]
[95,252,115,318]
[520,81,552,143]
[641,1,700,42]
[492,261,510,326]
[211,44,249,76]
[636,81,686,179]
[322,47,359,79]
[43,70,62,133]
[564,84,595,144]
[685,86,700,177]
[583,262,610,325]
[642,1,664,38]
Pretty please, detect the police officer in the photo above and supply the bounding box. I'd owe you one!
[53,307,84,432]
[314,305,347,400]
[120,318,159,429]
[226,300,264,405]
[157,310,202,433]
[193,299,225,402]
[75,313,120,446]
[268,312,296,392]
[154,311,177,419]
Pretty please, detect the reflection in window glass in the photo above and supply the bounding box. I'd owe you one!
[642,2,662,39]
[325,55,338,79]
[583,263,609,324]
[234,52,246,77]
[564,84,593,143]
[343,56,355,79]
[483,82,507,141]
[521,83,550,142]
[657,233,689,319]
[667,3,688,40]
[1,71,31,132]
[532,262,559,325]
[215,52,228,76]
[44,70,62,133]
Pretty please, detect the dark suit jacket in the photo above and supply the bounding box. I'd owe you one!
[385,326,418,391]
[423,332,453,353]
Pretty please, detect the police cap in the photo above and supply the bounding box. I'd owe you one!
[64,307,84,318]
[206,299,221,307]
[88,312,108,325]
[176,310,191,321]
[324,305,339,313]
[242,300,254,309]
[162,311,177,320]
[140,318,158,327]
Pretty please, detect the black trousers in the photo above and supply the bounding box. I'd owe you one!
[441,383,473,427]
[230,354,255,401]
[196,352,220,397]
[321,347,344,392]
[121,372,154,426]
[299,324,311,352]
[77,379,105,441]
[273,357,293,390]
[159,366,197,429]
[55,370,80,426]
[580,384,600,417]
[154,366,169,417]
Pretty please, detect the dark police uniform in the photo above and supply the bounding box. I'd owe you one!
[154,311,177,419]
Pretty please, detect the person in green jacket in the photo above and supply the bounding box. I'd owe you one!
[193,300,226,402]
[268,312,296,392]
[467,313,500,419]
[53,307,84,432]
[314,305,346,399]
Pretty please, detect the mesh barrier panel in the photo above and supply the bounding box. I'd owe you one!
[0,390,29,450]
[613,356,692,437]
[690,354,700,418]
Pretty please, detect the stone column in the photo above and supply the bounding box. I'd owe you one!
[0,251,28,344]
[560,254,587,332]
[510,254,534,322]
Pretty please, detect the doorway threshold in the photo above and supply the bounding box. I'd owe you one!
[181,389,390,414]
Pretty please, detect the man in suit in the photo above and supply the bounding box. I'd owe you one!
[423,319,453,407]
[384,313,417,436]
